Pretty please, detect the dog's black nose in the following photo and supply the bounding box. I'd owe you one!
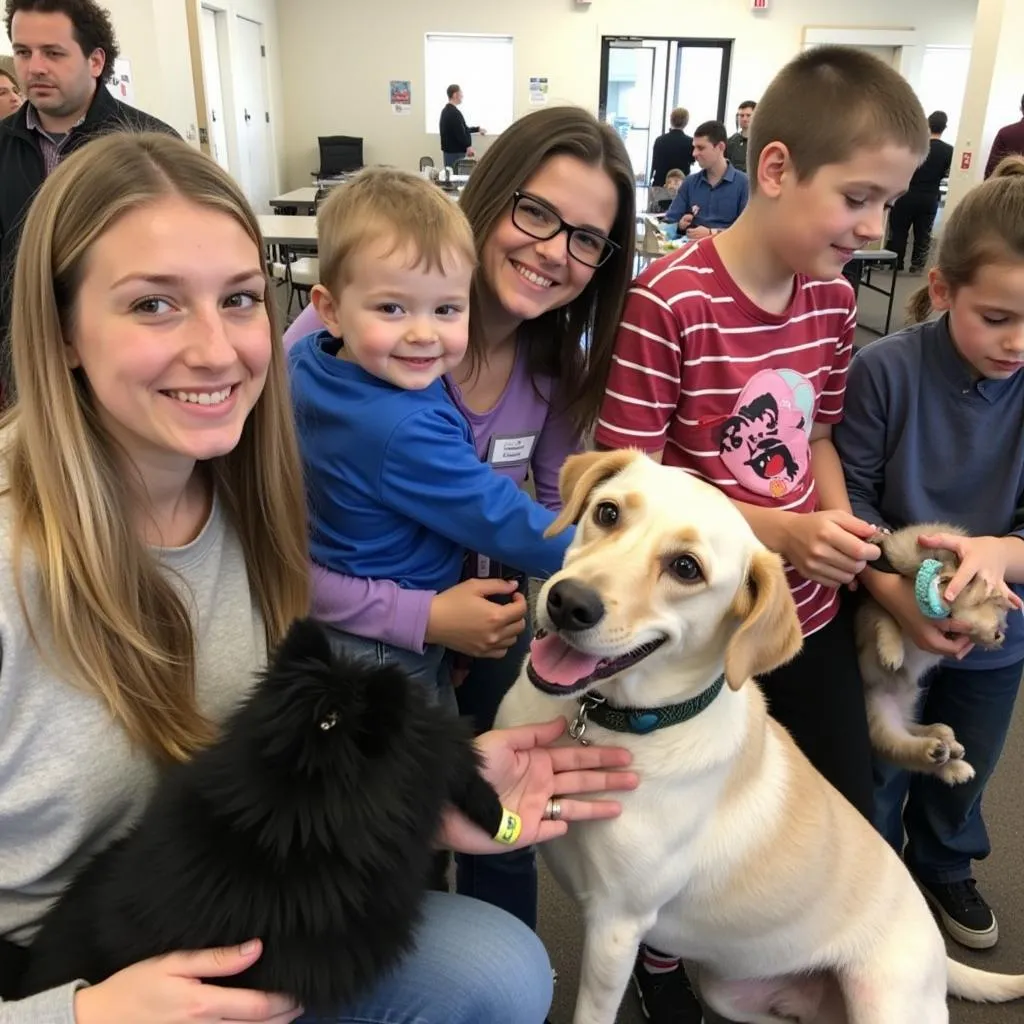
[547,580,605,632]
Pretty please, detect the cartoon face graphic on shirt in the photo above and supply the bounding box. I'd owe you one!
[718,369,815,499]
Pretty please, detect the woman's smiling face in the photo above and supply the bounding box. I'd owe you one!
[480,154,619,323]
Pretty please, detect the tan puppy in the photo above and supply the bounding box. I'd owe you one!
[856,523,1012,784]
[497,450,1024,1024]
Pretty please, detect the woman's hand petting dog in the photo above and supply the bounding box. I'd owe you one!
[438,718,638,855]
[73,940,303,1024]
[780,509,882,587]
[426,577,528,657]
[917,531,1024,609]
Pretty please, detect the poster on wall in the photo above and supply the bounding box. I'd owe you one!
[390,79,412,115]
[107,57,135,106]
[529,77,549,105]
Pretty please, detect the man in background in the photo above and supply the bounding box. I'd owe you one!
[662,119,749,239]
[985,91,1024,178]
[439,84,485,169]
[0,0,175,402]
[0,66,22,116]
[650,106,693,186]
[886,109,953,273]
[726,99,756,173]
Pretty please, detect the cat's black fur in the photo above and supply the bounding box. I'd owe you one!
[19,618,504,1011]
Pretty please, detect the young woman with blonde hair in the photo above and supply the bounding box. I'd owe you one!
[0,131,634,1024]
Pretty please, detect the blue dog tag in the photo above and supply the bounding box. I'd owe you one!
[629,711,660,733]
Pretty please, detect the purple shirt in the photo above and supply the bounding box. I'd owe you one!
[285,306,582,651]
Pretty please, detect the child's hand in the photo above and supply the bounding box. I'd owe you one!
[917,532,1023,610]
[678,212,695,229]
[780,510,881,587]
[426,578,527,657]
[869,571,975,660]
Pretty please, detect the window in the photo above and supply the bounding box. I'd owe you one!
[424,33,514,137]
[918,46,971,148]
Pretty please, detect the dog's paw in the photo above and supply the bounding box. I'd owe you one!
[876,637,905,672]
[937,759,975,785]
[921,737,951,766]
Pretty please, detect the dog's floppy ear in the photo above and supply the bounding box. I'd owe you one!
[271,617,335,670]
[724,550,803,690]
[545,449,641,537]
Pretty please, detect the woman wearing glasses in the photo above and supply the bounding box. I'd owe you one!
[284,105,636,932]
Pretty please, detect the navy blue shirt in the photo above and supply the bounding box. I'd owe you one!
[834,314,1024,670]
[663,162,749,231]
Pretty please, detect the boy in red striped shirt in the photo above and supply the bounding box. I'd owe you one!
[597,46,930,1023]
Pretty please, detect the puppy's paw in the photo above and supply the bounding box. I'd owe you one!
[937,759,975,785]
[876,638,905,672]
[921,738,950,767]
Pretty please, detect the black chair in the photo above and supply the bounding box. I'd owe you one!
[313,136,363,179]
[419,156,435,171]
[455,158,477,176]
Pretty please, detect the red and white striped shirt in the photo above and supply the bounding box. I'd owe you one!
[595,238,857,636]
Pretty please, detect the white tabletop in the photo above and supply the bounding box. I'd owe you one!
[269,186,319,207]
[258,215,318,247]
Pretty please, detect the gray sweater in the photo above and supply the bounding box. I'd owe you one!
[834,313,1024,671]
[0,488,265,1022]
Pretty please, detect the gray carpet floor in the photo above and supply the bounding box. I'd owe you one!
[538,270,1024,1022]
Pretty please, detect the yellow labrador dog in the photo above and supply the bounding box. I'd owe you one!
[497,450,1024,1024]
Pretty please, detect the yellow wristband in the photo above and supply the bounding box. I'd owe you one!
[494,807,522,845]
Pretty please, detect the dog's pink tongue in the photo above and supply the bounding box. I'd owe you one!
[529,633,601,686]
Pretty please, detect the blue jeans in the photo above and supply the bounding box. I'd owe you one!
[443,151,466,168]
[873,658,1023,884]
[324,627,456,715]
[302,892,553,1023]
[454,628,539,930]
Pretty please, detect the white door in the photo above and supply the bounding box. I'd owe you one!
[200,7,230,171]
[233,15,273,212]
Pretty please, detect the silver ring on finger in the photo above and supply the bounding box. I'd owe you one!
[543,798,562,821]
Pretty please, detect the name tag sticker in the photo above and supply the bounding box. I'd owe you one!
[487,433,539,466]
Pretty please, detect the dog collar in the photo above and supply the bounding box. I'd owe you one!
[568,674,726,745]
[915,558,951,619]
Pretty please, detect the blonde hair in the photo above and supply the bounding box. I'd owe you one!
[316,167,476,295]
[907,155,1024,323]
[669,107,689,130]
[1,132,309,763]
[665,168,685,182]
[748,45,928,191]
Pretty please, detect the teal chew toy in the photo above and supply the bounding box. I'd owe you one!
[915,558,951,620]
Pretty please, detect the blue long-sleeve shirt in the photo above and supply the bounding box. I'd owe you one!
[289,331,571,595]
[833,314,1024,670]
[663,162,749,230]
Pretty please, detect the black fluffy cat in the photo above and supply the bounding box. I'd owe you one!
[19,618,509,1011]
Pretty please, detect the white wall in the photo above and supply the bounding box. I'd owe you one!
[276,0,979,189]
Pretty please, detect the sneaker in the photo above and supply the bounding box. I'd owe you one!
[919,877,998,949]
[631,951,704,1023]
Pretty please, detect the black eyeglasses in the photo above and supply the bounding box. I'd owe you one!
[510,192,619,268]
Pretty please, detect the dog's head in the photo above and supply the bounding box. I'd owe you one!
[948,577,1012,649]
[526,450,803,702]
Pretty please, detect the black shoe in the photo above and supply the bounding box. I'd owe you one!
[631,952,704,1023]
[908,265,925,275]
[919,877,998,949]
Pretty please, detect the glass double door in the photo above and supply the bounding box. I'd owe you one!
[599,36,733,185]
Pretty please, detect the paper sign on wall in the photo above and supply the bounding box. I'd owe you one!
[390,79,411,115]
[107,57,134,106]
[529,77,549,105]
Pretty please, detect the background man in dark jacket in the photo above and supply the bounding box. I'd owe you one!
[0,0,176,402]
[985,92,1024,178]
[650,106,693,187]
[438,83,485,168]
[885,109,953,273]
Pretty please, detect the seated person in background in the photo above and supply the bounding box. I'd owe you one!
[650,106,694,186]
[662,119,749,239]
[288,168,570,701]
[647,168,684,214]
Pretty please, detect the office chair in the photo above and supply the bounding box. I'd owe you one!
[313,135,363,179]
